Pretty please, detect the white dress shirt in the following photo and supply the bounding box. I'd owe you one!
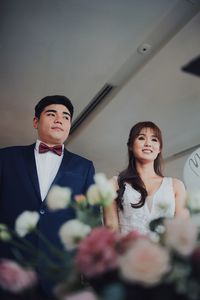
[34,140,64,201]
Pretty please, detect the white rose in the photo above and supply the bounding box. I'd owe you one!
[59,219,91,250]
[118,239,170,286]
[94,173,117,206]
[86,184,101,205]
[47,185,71,210]
[164,217,198,256]
[15,211,40,237]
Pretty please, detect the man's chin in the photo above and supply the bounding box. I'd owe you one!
[52,135,67,145]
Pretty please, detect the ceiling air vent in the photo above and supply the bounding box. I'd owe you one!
[70,83,114,135]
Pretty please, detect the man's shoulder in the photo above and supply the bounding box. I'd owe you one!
[0,144,34,155]
[64,149,93,164]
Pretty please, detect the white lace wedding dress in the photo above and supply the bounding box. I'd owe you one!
[118,177,175,235]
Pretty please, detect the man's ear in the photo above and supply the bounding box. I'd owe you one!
[33,117,39,129]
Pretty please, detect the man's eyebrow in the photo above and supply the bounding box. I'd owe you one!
[45,109,71,117]
[63,111,71,117]
[45,109,56,113]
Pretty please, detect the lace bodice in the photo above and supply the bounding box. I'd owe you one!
[118,177,175,235]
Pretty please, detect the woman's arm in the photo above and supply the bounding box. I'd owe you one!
[173,178,190,218]
[103,177,120,231]
[103,201,119,231]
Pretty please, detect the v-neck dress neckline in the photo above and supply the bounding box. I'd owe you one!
[145,177,165,214]
[118,177,175,235]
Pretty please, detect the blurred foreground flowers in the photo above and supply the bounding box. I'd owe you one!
[1,175,200,300]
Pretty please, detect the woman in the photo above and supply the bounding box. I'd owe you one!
[104,121,189,234]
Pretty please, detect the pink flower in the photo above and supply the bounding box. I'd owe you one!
[116,230,144,254]
[74,194,87,209]
[0,259,37,293]
[74,194,87,204]
[76,227,118,277]
[164,218,198,256]
[63,290,98,300]
[118,238,170,286]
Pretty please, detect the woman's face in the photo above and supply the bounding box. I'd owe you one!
[132,127,161,162]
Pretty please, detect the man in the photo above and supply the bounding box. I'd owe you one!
[0,95,96,298]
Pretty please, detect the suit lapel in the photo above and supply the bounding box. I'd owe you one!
[51,148,72,186]
[23,144,41,201]
[23,147,73,202]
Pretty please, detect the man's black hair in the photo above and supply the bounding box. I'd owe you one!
[35,95,74,119]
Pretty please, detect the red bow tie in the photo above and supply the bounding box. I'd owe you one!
[39,143,62,156]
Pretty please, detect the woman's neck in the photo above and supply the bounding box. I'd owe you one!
[135,161,158,180]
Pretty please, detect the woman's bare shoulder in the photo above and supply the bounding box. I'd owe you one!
[110,176,119,190]
[172,177,186,193]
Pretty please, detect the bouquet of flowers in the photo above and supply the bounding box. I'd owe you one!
[1,174,200,300]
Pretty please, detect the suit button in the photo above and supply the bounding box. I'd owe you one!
[40,209,45,215]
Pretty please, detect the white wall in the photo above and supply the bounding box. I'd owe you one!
[164,152,192,183]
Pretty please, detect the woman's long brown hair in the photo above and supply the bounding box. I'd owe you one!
[116,121,164,210]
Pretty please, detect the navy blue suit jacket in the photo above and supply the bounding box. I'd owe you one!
[0,143,95,261]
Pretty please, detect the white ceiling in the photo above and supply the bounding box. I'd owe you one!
[1,0,200,177]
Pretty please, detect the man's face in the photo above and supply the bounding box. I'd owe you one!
[33,104,71,146]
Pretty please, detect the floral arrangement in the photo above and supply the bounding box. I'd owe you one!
[1,174,200,300]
